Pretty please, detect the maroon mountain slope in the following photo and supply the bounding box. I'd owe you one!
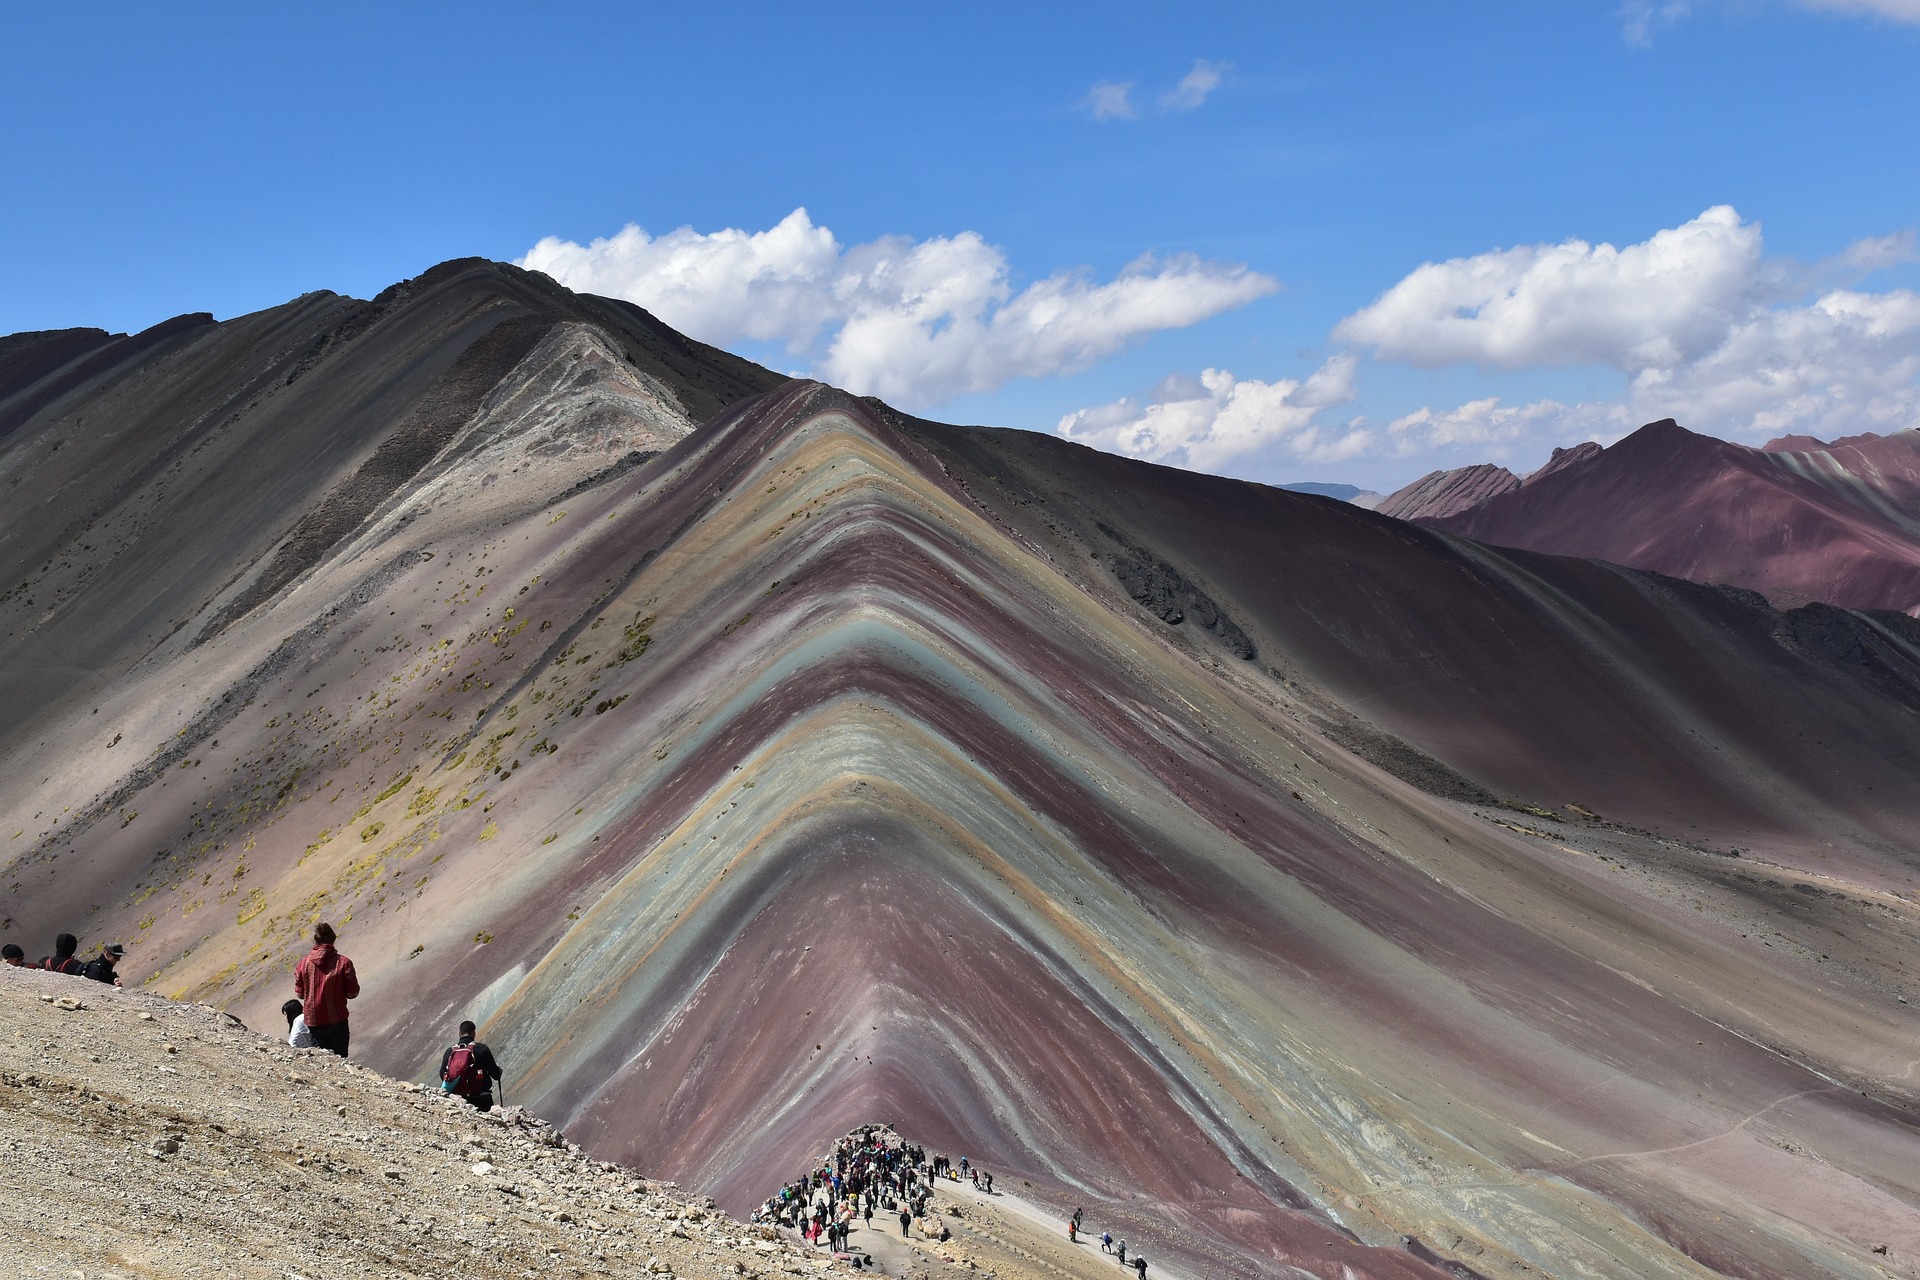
[1417,419,1920,614]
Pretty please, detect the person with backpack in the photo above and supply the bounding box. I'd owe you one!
[81,942,124,985]
[292,923,358,1057]
[40,933,83,975]
[438,1019,502,1111]
[1132,1256,1147,1280]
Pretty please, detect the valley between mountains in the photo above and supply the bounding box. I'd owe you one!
[2,260,1918,1280]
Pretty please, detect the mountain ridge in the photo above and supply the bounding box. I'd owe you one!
[1,262,1917,1279]
[1381,419,1920,614]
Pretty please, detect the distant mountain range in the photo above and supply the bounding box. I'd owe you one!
[1380,420,1920,615]
[1280,480,1385,508]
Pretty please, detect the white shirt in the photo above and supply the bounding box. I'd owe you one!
[287,1014,313,1048]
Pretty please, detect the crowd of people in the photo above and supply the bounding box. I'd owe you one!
[751,1125,1148,1277]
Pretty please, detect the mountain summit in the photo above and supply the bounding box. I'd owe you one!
[1383,419,1920,614]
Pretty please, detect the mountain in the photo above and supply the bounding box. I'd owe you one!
[1373,463,1520,520]
[1387,420,1920,614]
[1280,480,1386,508]
[2,262,1918,1280]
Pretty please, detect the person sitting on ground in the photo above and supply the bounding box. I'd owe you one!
[41,933,84,975]
[292,922,358,1057]
[81,941,124,986]
[438,1019,503,1111]
[2,943,24,967]
[283,998,314,1048]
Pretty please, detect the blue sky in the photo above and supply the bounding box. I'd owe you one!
[3,1,1916,491]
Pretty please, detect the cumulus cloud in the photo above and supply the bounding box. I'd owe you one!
[1162,60,1227,112]
[1387,398,1631,457]
[1630,287,1920,438]
[1335,206,1765,371]
[1338,206,1920,448]
[1084,80,1138,121]
[520,209,1277,409]
[1056,354,1362,471]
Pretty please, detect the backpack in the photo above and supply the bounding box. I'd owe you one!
[441,1043,488,1095]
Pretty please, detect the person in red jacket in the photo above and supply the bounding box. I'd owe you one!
[292,922,359,1057]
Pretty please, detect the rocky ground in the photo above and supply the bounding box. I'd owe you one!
[0,966,1154,1280]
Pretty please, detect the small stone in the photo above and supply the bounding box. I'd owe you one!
[163,1043,179,1054]
[471,1161,496,1177]
[137,1011,154,1020]
[52,995,83,1011]
[334,1104,347,1118]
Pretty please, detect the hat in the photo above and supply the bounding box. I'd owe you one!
[103,943,125,957]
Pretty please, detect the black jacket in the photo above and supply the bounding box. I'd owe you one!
[81,957,118,984]
[439,1038,502,1091]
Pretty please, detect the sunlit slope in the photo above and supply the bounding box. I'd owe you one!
[9,371,1917,1278]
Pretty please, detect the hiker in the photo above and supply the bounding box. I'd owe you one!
[1101,1231,1113,1254]
[1116,1240,1127,1265]
[1132,1257,1147,1280]
[292,922,358,1057]
[439,1020,503,1110]
[81,941,124,985]
[282,999,314,1047]
[2,944,24,966]
[40,933,83,975]
[1067,1220,1078,1243]
[899,1208,912,1237]
[1072,1207,1084,1229]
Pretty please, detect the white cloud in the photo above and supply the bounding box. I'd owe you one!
[520,209,1277,409]
[1794,0,1920,21]
[1388,398,1630,457]
[1056,354,1362,471]
[1337,206,1920,449]
[1630,287,1920,438]
[1623,0,1920,41]
[1162,59,1227,112]
[1619,1,1692,45]
[1335,206,1764,371]
[1084,80,1138,121]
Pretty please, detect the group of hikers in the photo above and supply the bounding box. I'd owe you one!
[8,921,502,1111]
[4,933,126,984]
[281,922,504,1110]
[752,1125,1148,1277]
